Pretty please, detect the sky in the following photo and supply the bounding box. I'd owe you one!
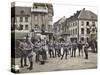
[53,4,97,23]
[11,1,98,23]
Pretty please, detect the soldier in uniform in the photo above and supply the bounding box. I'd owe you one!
[48,41,54,58]
[19,37,28,68]
[54,41,61,58]
[77,41,83,56]
[25,39,33,70]
[41,40,47,62]
[68,41,72,55]
[84,42,89,59]
[71,40,77,57]
[58,42,61,57]
[34,41,41,63]
[61,42,68,60]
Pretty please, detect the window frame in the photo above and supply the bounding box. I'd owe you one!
[25,24,29,30]
[81,28,84,34]
[25,17,28,22]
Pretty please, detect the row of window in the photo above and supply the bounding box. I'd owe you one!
[34,15,45,21]
[81,28,96,35]
[68,21,96,28]
[14,17,29,23]
[20,17,28,22]
[69,21,77,27]
[15,24,29,30]
[81,21,95,26]
[34,24,52,31]
[69,27,95,35]
[69,28,77,35]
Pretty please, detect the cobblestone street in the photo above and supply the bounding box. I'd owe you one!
[14,51,97,73]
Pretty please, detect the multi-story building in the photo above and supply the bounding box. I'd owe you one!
[66,8,97,42]
[53,8,97,42]
[53,16,68,41]
[11,6,31,32]
[11,2,54,40]
[31,3,54,40]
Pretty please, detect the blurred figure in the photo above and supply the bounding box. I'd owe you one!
[61,42,68,60]
[41,40,47,62]
[84,42,89,59]
[25,40,33,70]
[77,41,83,56]
[95,40,97,53]
[67,41,72,55]
[71,40,77,57]
[54,41,61,58]
[48,41,54,58]
[19,37,28,68]
[34,41,41,63]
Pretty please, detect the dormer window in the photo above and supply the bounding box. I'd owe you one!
[20,10,24,14]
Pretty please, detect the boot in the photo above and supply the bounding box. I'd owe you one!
[20,59,23,68]
[27,62,33,70]
[24,58,28,66]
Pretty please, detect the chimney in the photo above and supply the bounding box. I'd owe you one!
[77,11,80,13]
[83,8,85,11]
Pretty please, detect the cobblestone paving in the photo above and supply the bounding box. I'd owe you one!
[14,51,97,73]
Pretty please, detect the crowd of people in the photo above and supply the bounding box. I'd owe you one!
[18,35,97,70]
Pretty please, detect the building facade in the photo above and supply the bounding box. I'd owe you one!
[11,6,31,32]
[53,8,97,42]
[11,2,54,40]
[66,8,97,42]
[53,16,68,41]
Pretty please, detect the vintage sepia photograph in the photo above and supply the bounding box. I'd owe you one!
[11,1,97,73]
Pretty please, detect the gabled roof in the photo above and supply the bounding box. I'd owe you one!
[78,8,97,21]
[54,16,66,24]
[66,8,97,22]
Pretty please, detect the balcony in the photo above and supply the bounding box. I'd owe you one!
[31,8,48,13]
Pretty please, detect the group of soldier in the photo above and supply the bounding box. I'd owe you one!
[47,40,89,60]
[18,35,96,70]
